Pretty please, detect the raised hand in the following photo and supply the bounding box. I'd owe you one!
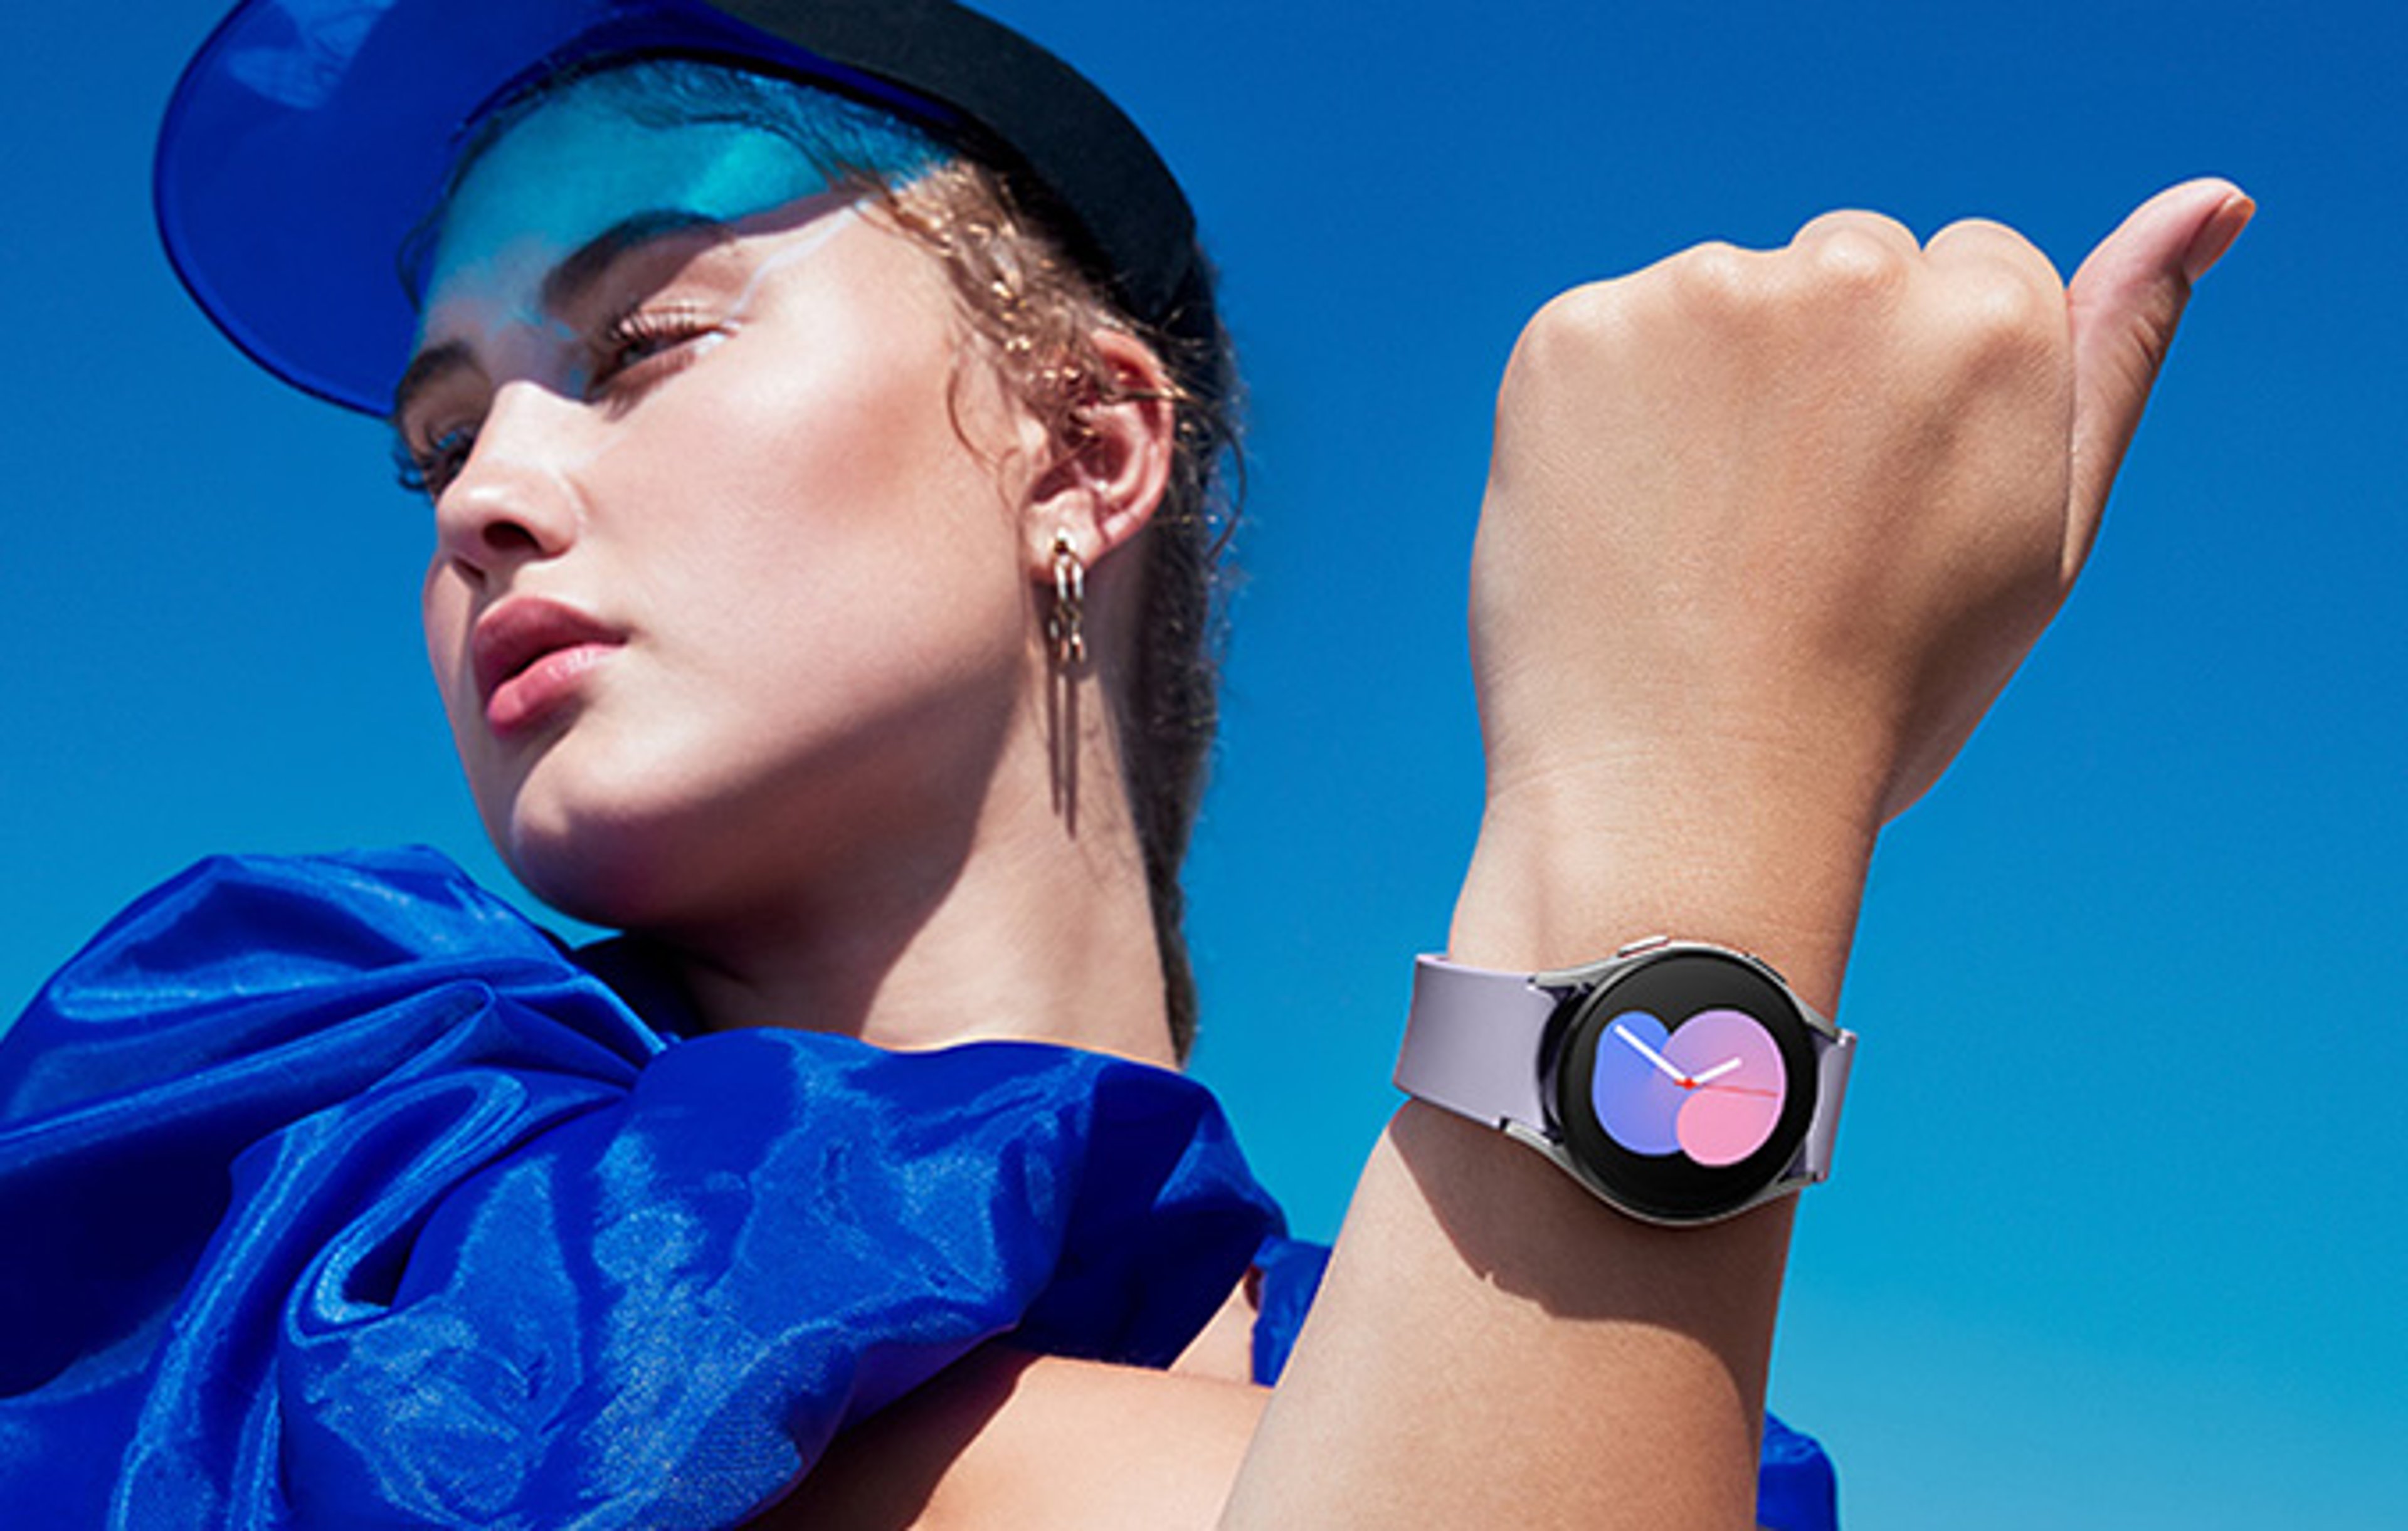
[1453,180,2251,982]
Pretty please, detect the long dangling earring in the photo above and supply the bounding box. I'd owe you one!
[1047,532,1087,668]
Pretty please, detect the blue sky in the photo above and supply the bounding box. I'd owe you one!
[3,1,2402,1525]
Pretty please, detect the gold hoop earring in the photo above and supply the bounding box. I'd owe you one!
[1047,533,1087,668]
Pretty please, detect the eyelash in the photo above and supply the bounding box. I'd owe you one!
[591,303,719,392]
[395,428,473,498]
[394,305,721,500]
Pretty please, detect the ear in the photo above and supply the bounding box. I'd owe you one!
[1022,329,1178,576]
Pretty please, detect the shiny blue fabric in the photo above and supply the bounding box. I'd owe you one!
[0,848,1837,1528]
[0,849,1277,1527]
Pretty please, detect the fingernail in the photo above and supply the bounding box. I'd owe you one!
[2182,188,2256,284]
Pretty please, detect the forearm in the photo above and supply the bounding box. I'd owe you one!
[763,1349,1267,1530]
[1452,743,1879,1009]
[1222,757,1876,1530]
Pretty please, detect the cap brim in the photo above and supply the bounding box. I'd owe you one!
[156,0,1207,415]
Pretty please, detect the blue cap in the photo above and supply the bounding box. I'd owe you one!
[156,0,1218,414]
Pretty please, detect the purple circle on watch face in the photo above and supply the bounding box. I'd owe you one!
[1592,1007,1788,1167]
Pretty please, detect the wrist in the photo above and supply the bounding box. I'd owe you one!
[1449,751,1880,1014]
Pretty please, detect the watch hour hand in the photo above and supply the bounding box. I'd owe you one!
[1611,1022,1691,1086]
[1689,1057,1744,1087]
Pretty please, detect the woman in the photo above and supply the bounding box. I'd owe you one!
[0,0,2246,1526]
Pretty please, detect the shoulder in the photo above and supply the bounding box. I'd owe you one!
[0,846,643,1122]
[56,846,561,974]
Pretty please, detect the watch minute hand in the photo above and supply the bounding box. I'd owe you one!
[1611,1023,1691,1086]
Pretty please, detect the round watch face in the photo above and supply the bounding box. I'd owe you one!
[1552,947,1820,1223]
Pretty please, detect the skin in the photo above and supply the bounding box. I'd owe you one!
[406,121,1183,1066]
[402,83,2254,1529]
[786,181,2254,1530]
[1219,182,2252,1530]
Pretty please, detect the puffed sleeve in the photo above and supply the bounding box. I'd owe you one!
[0,849,1279,1529]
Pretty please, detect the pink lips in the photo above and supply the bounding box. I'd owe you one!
[472,598,623,734]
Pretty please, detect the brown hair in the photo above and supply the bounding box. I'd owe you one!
[880,160,1239,1062]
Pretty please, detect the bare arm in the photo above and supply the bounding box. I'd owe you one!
[757,1349,1266,1530]
[752,179,2251,1530]
[1221,179,2251,1528]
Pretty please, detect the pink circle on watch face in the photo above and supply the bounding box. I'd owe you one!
[1592,1007,1787,1167]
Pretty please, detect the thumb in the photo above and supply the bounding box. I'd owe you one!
[2062,177,2254,571]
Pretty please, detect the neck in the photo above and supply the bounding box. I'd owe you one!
[653,670,1179,1070]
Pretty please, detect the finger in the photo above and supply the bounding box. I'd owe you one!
[2063,177,2255,568]
[1792,208,1921,256]
[1923,216,2061,290]
[1923,216,2068,348]
[1789,209,1921,288]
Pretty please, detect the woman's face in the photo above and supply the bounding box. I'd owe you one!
[401,90,1045,929]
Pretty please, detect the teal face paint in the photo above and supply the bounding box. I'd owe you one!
[429,112,825,314]
[418,60,943,351]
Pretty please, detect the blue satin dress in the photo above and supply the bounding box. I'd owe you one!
[0,848,1835,1527]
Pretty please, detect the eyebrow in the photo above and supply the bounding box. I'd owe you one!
[391,339,470,428]
[390,209,732,425]
[541,208,731,317]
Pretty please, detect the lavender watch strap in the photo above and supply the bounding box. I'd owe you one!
[1800,1026,1856,1182]
[1393,954,1556,1132]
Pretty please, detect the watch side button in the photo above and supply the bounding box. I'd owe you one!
[1615,934,1671,959]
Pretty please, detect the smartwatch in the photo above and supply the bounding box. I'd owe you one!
[1394,937,1855,1225]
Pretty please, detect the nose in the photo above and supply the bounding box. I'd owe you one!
[430,381,588,581]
